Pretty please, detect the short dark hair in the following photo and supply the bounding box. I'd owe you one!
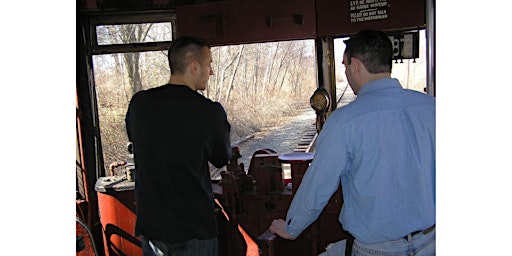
[168,36,211,74]
[344,30,393,73]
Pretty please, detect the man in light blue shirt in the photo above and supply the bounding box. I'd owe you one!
[270,30,435,255]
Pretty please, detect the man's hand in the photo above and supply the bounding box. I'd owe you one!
[269,219,296,240]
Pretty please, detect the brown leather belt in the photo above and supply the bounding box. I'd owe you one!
[404,225,435,240]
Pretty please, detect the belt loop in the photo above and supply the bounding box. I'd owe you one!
[423,225,435,235]
[345,235,354,256]
[403,224,435,240]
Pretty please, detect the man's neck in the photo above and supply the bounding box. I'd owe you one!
[168,76,196,91]
[361,73,391,87]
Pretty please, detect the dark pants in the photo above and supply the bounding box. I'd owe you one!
[141,237,218,256]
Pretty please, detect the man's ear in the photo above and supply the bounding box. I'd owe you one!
[351,57,361,73]
[189,60,199,75]
[351,57,369,74]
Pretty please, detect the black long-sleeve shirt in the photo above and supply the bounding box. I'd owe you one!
[125,84,232,243]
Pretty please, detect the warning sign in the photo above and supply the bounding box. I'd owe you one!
[349,0,389,23]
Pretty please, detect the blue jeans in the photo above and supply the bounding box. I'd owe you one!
[141,236,218,256]
[352,228,435,256]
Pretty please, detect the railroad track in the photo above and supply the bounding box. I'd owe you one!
[292,83,354,153]
[293,122,317,153]
[211,85,355,178]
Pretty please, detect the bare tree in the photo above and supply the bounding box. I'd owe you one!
[99,24,154,94]
[215,47,227,102]
[272,42,293,93]
[261,43,278,100]
[253,44,261,97]
[225,45,245,103]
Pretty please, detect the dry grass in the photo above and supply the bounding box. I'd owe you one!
[225,93,309,142]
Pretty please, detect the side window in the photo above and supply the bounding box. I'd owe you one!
[96,22,172,45]
[92,19,173,173]
[333,29,428,104]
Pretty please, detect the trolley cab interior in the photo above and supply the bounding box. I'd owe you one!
[75,0,436,255]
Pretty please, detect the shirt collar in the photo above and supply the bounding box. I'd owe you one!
[357,78,402,96]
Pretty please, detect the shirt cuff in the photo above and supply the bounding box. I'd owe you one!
[285,218,300,239]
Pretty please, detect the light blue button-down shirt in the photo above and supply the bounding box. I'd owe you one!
[285,78,435,244]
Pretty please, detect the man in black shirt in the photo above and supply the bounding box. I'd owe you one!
[125,36,232,256]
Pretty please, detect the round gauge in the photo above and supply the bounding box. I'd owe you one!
[310,88,330,112]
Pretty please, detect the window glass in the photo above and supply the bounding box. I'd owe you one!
[93,51,169,171]
[96,22,172,45]
[333,29,427,109]
[93,39,317,175]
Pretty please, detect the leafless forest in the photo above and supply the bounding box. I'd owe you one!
[91,24,426,171]
[92,24,318,171]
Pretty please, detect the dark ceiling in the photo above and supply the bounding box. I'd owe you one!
[80,0,225,11]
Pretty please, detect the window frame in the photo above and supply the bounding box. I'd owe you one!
[89,12,176,55]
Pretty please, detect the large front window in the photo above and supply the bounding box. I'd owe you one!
[92,19,317,173]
